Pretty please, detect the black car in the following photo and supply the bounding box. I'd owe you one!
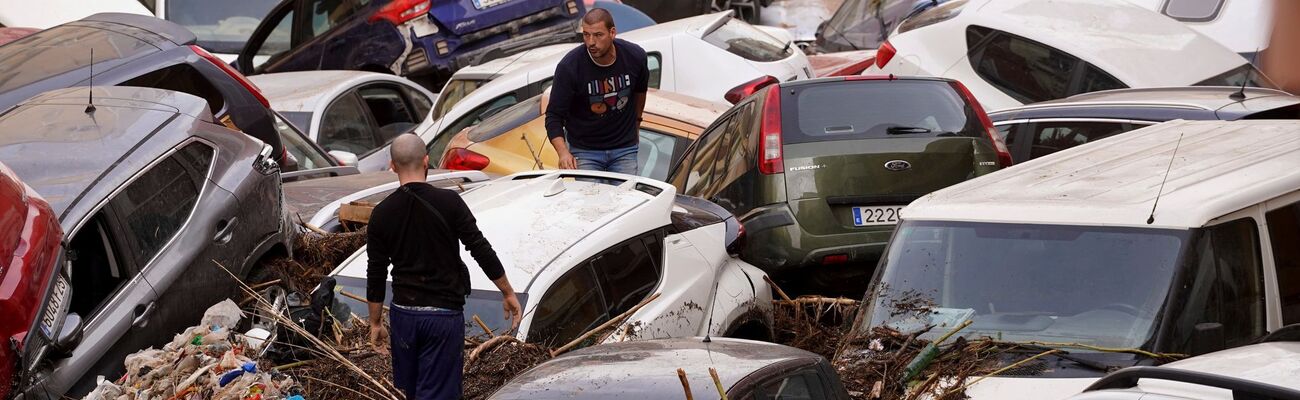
[0,87,292,398]
[0,13,284,158]
[491,337,849,399]
[989,86,1300,161]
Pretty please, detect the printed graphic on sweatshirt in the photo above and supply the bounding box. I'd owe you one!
[586,73,633,116]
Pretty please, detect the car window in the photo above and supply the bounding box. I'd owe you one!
[319,94,379,155]
[441,93,520,143]
[1171,218,1266,351]
[165,0,279,54]
[358,84,418,143]
[282,111,313,132]
[826,0,934,49]
[307,0,364,40]
[434,79,489,119]
[1079,66,1127,94]
[468,95,543,143]
[755,371,827,400]
[402,85,433,119]
[529,265,608,347]
[276,113,333,170]
[1195,64,1275,89]
[122,63,226,117]
[722,102,758,184]
[67,214,131,320]
[782,80,983,144]
[1162,0,1225,22]
[251,5,294,69]
[115,143,213,268]
[0,25,155,94]
[1266,201,1300,324]
[1027,121,1130,159]
[638,129,687,181]
[647,52,662,89]
[591,233,663,316]
[683,116,732,196]
[968,25,1078,103]
[702,18,793,62]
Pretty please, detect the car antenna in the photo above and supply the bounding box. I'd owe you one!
[1229,48,1261,101]
[703,281,720,343]
[1147,132,1184,225]
[85,48,96,114]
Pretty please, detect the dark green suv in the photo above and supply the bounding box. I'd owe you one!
[666,75,1011,289]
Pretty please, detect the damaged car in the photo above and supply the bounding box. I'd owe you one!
[0,87,293,398]
[332,171,775,348]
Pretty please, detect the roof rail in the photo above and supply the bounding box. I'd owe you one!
[1083,366,1300,399]
[505,170,673,197]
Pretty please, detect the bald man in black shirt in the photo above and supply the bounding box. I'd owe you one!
[366,134,521,399]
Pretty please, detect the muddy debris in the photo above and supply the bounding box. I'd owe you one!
[259,227,367,294]
[772,296,860,361]
[462,337,551,400]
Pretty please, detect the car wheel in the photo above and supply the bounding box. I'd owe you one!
[726,320,773,342]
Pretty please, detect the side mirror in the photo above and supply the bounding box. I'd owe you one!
[1192,322,1225,356]
[50,313,84,359]
[328,150,359,166]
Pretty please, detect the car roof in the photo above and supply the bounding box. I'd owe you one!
[954,0,1246,87]
[249,70,420,113]
[0,1,151,29]
[902,119,1300,229]
[333,172,676,293]
[492,337,821,399]
[987,87,1300,122]
[0,86,211,219]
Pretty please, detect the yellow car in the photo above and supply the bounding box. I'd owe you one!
[439,88,728,180]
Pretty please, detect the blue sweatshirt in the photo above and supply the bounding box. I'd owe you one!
[545,39,650,150]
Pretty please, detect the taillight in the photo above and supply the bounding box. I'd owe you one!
[758,86,784,175]
[950,80,1013,167]
[725,75,780,105]
[441,148,489,170]
[370,0,431,25]
[190,45,269,108]
[876,40,896,68]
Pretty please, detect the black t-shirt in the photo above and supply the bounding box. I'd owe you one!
[544,39,650,150]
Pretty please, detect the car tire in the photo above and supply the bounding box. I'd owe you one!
[725,320,773,342]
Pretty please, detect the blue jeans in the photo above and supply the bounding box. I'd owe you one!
[570,145,638,176]
[389,305,463,400]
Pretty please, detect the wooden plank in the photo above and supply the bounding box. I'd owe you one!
[338,201,375,225]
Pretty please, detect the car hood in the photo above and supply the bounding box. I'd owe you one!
[965,377,1098,399]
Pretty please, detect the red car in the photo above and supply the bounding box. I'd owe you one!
[0,161,63,399]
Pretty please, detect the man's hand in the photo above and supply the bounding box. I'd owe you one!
[558,150,577,170]
[369,321,389,354]
[502,293,523,332]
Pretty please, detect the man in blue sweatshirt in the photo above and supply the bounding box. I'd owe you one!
[545,8,650,176]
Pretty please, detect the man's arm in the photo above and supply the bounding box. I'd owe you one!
[545,63,577,169]
[453,196,523,329]
[365,223,391,352]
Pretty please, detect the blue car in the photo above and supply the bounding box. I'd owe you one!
[235,0,586,86]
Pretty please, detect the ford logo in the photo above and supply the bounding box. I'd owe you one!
[884,160,911,171]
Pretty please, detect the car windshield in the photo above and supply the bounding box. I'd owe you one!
[434,79,490,120]
[336,276,528,339]
[467,95,542,142]
[165,0,278,54]
[823,0,928,49]
[702,18,793,62]
[860,221,1189,351]
[275,113,333,170]
[781,80,983,144]
[0,25,155,93]
[281,111,314,134]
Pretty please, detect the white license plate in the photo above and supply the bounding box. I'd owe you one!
[41,275,70,338]
[472,0,512,10]
[410,15,438,37]
[852,206,903,226]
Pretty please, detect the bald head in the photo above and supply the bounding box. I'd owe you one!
[582,8,614,29]
[389,133,428,173]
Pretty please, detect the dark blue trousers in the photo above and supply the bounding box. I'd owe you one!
[389,305,464,400]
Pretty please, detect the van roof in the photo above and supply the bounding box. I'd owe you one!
[903,120,1300,229]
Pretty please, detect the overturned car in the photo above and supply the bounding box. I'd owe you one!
[332,170,775,347]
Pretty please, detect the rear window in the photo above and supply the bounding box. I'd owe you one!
[0,25,156,93]
[702,18,793,62]
[897,0,968,34]
[467,95,541,142]
[780,80,983,144]
[1195,64,1275,89]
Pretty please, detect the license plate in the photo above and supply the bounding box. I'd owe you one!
[410,15,438,37]
[852,206,903,226]
[41,275,70,338]
[472,0,512,10]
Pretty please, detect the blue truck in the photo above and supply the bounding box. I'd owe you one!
[235,0,585,87]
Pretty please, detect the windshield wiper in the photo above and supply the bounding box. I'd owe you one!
[999,342,1117,373]
[886,126,933,135]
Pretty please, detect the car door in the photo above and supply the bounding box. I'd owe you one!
[318,92,381,157]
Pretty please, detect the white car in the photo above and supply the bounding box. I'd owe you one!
[137,0,279,62]
[420,10,813,161]
[0,0,149,28]
[331,170,776,346]
[1125,0,1272,62]
[863,0,1268,111]
[853,119,1300,399]
[1070,337,1300,400]
[249,70,438,172]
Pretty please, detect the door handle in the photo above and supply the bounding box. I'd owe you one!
[132,302,156,329]
[214,217,237,244]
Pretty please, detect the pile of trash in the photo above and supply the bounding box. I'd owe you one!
[83,300,303,400]
[833,326,996,400]
[772,295,860,361]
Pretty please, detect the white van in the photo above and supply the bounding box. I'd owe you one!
[852,119,1300,399]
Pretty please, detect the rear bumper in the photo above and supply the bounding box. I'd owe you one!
[407,7,579,75]
[738,204,895,275]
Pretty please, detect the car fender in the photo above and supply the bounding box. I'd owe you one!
[706,258,774,337]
